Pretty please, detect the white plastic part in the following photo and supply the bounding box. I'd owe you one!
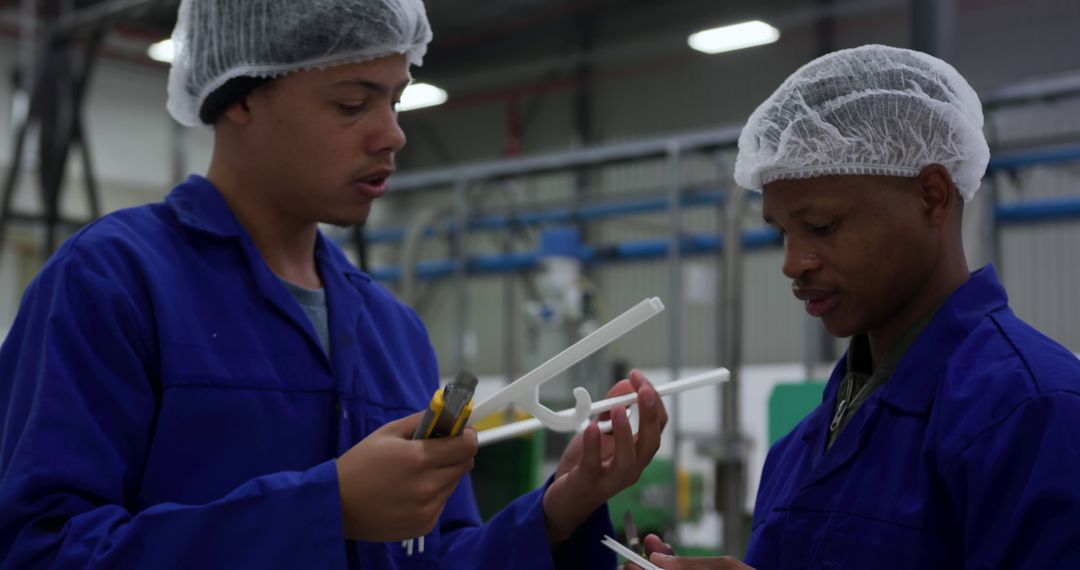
[467,297,665,433]
[477,368,729,447]
[402,535,426,556]
[601,535,660,570]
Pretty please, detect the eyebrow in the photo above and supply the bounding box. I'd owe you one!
[332,78,412,95]
[763,206,810,226]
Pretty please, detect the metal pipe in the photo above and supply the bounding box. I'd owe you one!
[400,208,445,307]
[72,26,107,222]
[996,197,1080,224]
[910,0,954,61]
[367,189,734,243]
[720,183,747,557]
[501,180,526,393]
[50,0,155,41]
[983,71,1080,109]
[452,179,470,372]
[390,125,743,191]
[19,0,34,96]
[665,141,683,543]
[366,229,785,282]
[0,0,37,266]
[363,182,1080,282]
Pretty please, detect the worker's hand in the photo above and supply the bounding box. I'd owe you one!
[336,411,478,541]
[623,534,675,569]
[625,534,756,570]
[542,370,668,545]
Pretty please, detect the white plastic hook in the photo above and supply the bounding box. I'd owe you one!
[513,385,593,433]
[468,297,665,432]
[477,367,729,447]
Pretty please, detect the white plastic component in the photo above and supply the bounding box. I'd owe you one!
[477,368,729,447]
[600,535,660,570]
[402,535,426,556]
[467,297,665,433]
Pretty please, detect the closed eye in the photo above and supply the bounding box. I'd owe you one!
[338,103,365,116]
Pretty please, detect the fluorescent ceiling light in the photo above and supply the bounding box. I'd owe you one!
[399,82,448,112]
[688,20,780,55]
[148,38,174,63]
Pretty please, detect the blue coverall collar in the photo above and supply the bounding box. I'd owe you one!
[166,175,248,239]
[802,265,1010,474]
[876,264,1009,414]
[164,174,370,283]
[164,175,372,366]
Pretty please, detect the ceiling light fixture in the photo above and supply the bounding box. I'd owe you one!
[398,82,448,112]
[148,38,174,63]
[688,20,780,55]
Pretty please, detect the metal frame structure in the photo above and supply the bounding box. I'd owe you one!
[0,0,157,264]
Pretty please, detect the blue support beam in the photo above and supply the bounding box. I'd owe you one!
[367,143,1080,282]
[987,145,1080,173]
[997,197,1080,224]
[365,189,731,244]
[369,228,782,282]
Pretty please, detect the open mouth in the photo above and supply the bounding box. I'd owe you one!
[354,171,393,197]
[804,295,839,317]
[793,286,840,317]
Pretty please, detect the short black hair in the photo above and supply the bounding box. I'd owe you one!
[198,76,272,124]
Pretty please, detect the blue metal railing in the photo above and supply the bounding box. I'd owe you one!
[367,144,1080,282]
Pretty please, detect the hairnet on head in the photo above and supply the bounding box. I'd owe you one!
[166,0,433,127]
[734,44,989,201]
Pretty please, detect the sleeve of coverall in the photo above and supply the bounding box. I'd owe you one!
[438,473,616,570]
[946,391,1080,568]
[0,256,348,569]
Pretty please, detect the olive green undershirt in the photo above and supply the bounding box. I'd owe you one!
[826,309,938,450]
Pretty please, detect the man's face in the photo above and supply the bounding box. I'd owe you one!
[761,175,936,340]
[240,54,410,227]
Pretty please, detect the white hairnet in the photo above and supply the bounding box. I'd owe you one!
[734,44,989,201]
[166,0,433,127]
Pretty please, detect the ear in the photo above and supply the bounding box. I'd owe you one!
[221,97,255,126]
[916,164,958,227]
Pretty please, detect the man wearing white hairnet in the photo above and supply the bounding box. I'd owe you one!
[0,1,667,568]
[630,45,1080,569]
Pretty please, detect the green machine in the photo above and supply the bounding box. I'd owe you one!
[470,426,545,521]
[768,381,827,446]
[607,458,712,553]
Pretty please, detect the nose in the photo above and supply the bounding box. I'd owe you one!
[367,105,407,155]
[781,237,821,280]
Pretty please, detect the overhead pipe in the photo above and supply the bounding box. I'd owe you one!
[367,228,783,282]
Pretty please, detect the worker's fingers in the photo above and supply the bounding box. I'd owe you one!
[633,381,664,470]
[576,421,603,478]
[430,453,476,482]
[599,379,635,421]
[609,404,636,476]
[381,410,427,438]
[433,472,466,506]
[643,534,675,556]
[651,555,753,569]
[607,378,636,398]
[419,428,479,468]
[631,370,668,429]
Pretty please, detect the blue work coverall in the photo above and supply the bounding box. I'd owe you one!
[746,266,1080,568]
[0,176,614,569]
